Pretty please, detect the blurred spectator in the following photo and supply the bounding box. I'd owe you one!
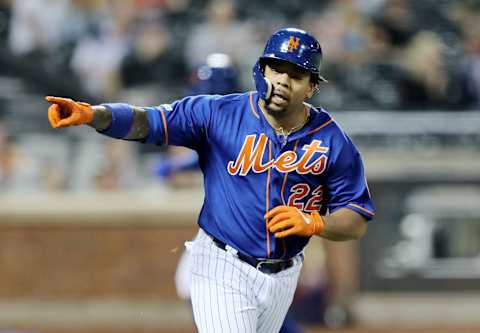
[394,31,455,110]
[458,17,480,110]
[0,121,18,190]
[189,52,241,95]
[293,236,362,328]
[303,1,387,67]
[1,0,97,100]
[0,0,11,45]
[93,140,140,191]
[184,0,260,88]
[0,122,66,192]
[8,0,73,56]
[70,1,132,99]
[70,31,125,100]
[372,0,416,48]
[71,137,141,192]
[302,1,396,110]
[120,11,187,102]
[455,6,480,111]
[135,0,195,17]
[301,1,473,111]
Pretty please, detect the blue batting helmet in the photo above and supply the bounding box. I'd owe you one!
[253,28,326,100]
[190,53,240,95]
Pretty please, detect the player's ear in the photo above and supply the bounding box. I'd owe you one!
[306,82,317,99]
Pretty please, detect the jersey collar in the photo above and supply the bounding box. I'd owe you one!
[251,92,331,142]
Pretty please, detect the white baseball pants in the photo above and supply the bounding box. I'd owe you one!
[187,229,303,333]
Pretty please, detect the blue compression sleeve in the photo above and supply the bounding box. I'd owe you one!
[99,103,134,139]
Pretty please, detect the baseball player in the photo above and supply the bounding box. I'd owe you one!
[160,53,303,333]
[46,28,375,333]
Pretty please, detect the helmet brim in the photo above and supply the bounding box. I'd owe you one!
[260,56,327,83]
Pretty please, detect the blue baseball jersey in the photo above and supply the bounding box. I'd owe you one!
[141,91,374,259]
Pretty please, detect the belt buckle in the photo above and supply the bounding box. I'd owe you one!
[256,259,281,273]
[256,261,267,271]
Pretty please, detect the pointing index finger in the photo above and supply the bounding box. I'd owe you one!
[45,96,73,105]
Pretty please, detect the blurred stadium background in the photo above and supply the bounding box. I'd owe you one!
[1,0,480,332]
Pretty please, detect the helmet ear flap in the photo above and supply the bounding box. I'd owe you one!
[252,61,273,101]
[265,78,273,100]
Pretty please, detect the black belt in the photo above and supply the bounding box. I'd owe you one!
[211,236,300,274]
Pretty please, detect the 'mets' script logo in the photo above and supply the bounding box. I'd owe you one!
[227,134,329,176]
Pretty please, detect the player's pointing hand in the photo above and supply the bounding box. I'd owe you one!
[265,205,325,238]
[45,96,93,128]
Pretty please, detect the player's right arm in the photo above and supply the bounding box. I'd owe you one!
[46,95,214,146]
[46,97,150,140]
[89,105,150,140]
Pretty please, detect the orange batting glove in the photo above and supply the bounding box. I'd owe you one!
[45,96,93,128]
[265,205,325,238]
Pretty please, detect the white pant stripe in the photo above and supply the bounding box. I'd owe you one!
[214,256,225,333]
[222,255,234,333]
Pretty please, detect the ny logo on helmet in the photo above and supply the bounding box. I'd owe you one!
[288,36,300,52]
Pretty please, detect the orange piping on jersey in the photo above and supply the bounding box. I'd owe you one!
[249,92,260,119]
[265,139,272,257]
[279,139,300,258]
[160,109,169,145]
[348,203,375,216]
[307,119,333,135]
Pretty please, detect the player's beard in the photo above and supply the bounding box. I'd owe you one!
[265,96,294,119]
[265,83,296,117]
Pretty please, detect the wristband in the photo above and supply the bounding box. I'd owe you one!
[311,211,325,236]
[144,107,164,144]
[99,103,134,139]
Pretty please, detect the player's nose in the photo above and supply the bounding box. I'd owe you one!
[276,72,290,87]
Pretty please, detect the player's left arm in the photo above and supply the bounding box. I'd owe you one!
[267,131,374,242]
[319,207,367,241]
[265,205,366,241]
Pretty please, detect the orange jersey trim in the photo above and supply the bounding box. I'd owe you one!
[265,139,272,257]
[249,92,260,119]
[348,203,375,216]
[307,118,333,135]
[160,110,169,145]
